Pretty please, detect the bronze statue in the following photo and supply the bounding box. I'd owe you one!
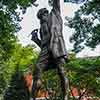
[31,0,69,100]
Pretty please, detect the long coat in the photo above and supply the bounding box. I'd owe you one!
[48,8,67,58]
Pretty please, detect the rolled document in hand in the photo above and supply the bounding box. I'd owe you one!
[64,0,86,4]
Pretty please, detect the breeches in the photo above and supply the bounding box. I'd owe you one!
[33,46,66,80]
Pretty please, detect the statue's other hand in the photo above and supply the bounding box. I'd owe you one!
[31,29,38,40]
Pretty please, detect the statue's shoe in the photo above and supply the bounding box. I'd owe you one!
[64,95,68,100]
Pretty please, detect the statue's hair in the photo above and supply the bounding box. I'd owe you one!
[37,8,49,19]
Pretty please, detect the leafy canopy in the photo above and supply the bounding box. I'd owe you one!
[66,0,100,53]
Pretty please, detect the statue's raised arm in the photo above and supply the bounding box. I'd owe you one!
[53,0,60,13]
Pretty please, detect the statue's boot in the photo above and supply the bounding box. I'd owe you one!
[62,77,69,100]
[64,95,68,100]
[32,79,42,100]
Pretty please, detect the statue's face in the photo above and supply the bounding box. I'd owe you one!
[48,0,53,6]
[41,12,49,22]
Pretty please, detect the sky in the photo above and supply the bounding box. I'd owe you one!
[17,0,100,57]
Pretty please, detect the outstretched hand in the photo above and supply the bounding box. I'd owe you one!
[32,0,37,3]
[32,0,39,7]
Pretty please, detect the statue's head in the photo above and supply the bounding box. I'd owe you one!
[48,0,53,6]
[37,8,49,23]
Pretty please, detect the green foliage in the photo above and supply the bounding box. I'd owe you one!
[0,38,38,98]
[8,44,38,71]
[0,0,39,98]
[4,67,30,100]
[66,56,100,97]
[42,69,61,97]
[65,0,100,52]
[0,0,38,62]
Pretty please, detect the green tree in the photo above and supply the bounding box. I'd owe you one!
[0,41,38,99]
[0,0,38,64]
[0,0,38,96]
[66,56,100,98]
[4,67,30,100]
[65,0,100,53]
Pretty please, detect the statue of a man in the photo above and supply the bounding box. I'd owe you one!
[31,0,69,100]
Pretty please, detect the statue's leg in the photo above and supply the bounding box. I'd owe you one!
[32,48,49,100]
[56,58,69,100]
[32,62,43,100]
